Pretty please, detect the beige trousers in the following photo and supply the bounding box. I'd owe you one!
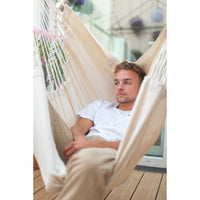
[49,103,117,200]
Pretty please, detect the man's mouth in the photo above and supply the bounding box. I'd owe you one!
[117,93,126,96]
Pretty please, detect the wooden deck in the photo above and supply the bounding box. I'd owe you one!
[34,169,166,200]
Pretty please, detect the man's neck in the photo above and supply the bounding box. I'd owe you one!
[117,102,134,111]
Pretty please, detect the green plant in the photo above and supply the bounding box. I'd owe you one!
[34,27,67,89]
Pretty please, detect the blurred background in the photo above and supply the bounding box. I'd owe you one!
[68,0,166,62]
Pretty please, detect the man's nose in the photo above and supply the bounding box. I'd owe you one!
[118,82,124,90]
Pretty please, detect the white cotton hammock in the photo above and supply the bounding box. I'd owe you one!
[33,0,167,194]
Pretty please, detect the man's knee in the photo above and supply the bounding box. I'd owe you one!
[66,148,116,182]
[68,148,102,172]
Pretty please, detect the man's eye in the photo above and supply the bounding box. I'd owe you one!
[125,81,130,85]
[114,82,119,85]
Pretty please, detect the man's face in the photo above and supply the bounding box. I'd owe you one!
[114,69,141,106]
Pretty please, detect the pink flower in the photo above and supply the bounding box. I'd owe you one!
[41,57,45,64]
[59,35,64,40]
[33,26,38,33]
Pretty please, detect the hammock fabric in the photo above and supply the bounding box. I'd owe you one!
[34,0,167,194]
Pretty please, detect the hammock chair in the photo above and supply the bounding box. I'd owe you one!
[33,0,167,194]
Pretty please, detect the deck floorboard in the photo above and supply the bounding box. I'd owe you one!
[34,169,166,200]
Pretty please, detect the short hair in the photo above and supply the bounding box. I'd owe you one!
[114,61,146,84]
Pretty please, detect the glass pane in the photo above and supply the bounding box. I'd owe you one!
[146,123,166,157]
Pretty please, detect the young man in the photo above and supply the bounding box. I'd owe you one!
[63,61,146,159]
[56,61,146,200]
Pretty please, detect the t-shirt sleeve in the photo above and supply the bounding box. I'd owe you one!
[78,100,104,121]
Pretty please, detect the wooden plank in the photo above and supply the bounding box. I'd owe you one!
[33,155,39,170]
[40,193,58,200]
[33,169,166,200]
[106,170,144,200]
[34,175,45,194]
[34,169,41,179]
[34,187,48,200]
[34,187,58,200]
[156,173,167,200]
[131,172,162,200]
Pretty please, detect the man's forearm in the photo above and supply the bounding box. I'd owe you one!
[70,126,87,142]
[90,140,120,150]
[70,118,94,140]
[71,125,85,137]
[70,123,120,149]
[64,139,120,159]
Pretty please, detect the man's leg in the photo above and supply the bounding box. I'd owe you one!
[48,106,116,199]
[56,147,117,200]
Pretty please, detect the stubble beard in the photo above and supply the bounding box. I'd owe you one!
[116,96,135,104]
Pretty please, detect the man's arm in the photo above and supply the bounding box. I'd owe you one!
[64,139,120,160]
[85,140,120,150]
[64,117,120,159]
[70,117,94,141]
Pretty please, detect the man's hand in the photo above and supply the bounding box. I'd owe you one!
[63,139,120,160]
[63,139,93,160]
[73,134,87,142]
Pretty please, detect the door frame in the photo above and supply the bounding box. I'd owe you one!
[137,119,167,168]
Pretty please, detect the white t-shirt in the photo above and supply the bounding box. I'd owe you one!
[78,100,132,142]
